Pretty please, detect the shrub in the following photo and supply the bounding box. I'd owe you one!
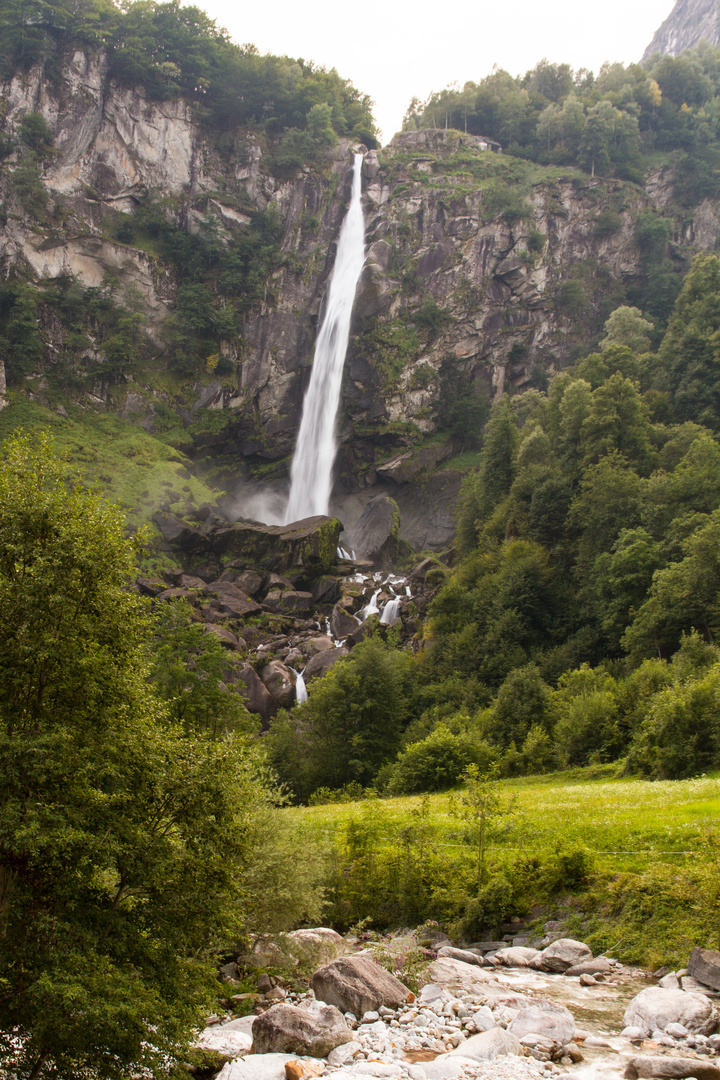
[384,724,496,794]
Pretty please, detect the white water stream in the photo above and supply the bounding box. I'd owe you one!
[285,153,366,523]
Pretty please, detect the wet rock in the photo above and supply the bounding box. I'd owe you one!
[212,516,342,574]
[509,1000,575,1047]
[448,1027,522,1060]
[540,939,593,973]
[251,1002,352,1057]
[689,949,720,992]
[624,1056,720,1079]
[624,987,718,1037]
[262,660,297,708]
[622,1027,646,1041]
[312,955,412,1017]
[565,957,612,976]
[579,973,597,986]
[304,647,349,681]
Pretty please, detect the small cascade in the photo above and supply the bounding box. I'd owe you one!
[285,153,366,523]
[358,588,381,622]
[295,669,308,704]
[379,596,402,625]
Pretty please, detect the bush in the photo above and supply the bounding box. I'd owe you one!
[384,724,496,794]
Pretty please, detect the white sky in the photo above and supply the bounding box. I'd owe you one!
[196,0,677,143]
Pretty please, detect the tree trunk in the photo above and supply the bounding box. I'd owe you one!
[28,1052,48,1080]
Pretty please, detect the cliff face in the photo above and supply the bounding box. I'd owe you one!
[1,50,718,547]
[642,0,720,60]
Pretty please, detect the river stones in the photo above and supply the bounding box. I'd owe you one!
[509,999,576,1047]
[448,1027,522,1060]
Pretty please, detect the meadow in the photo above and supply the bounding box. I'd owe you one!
[288,766,720,969]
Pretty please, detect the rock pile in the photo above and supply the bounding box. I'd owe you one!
[198,930,720,1080]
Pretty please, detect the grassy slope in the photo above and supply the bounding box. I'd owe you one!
[0,396,220,541]
[288,766,720,968]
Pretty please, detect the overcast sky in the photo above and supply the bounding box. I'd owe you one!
[196,0,677,143]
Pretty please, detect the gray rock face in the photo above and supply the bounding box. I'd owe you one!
[689,947,720,991]
[642,0,719,62]
[330,602,360,639]
[427,957,497,994]
[304,647,349,681]
[347,496,400,569]
[624,1055,720,1080]
[509,999,576,1047]
[448,1027,522,1060]
[540,938,593,972]
[251,1002,351,1057]
[236,663,278,725]
[312,955,412,1017]
[623,986,718,1036]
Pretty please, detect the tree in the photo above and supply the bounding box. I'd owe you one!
[0,433,286,1080]
[600,306,654,353]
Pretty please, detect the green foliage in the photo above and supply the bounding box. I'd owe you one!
[600,305,654,353]
[0,432,300,1080]
[11,158,48,218]
[19,112,54,155]
[382,724,495,794]
[267,636,416,802]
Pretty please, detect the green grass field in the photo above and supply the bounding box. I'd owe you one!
[288,766,720,968]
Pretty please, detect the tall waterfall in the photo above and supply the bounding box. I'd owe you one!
[285,153,366,523]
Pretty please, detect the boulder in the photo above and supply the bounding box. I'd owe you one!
[624,986,718,1036]
[330,602,360,639]
[689,948,720,992]
[624,1056,720,1080]
[264,590,314,616]
[448,1027,522,1061]
[471,1006,496,1032]
[153,512,209,556]
[251,1003,351,1057]
[327,1041,362,1067]
[234,569,266,596]
[312,955,412,1017]
[262,661,296,708]
[217,1054,304,1080]
[422,1058,476,1079]
[195,1020,253,1057]
[286,928,347,964]
[494,946,541,967]
[509,1000,576,1047]
[237,663,278,725]
[304,647,348,681]
[347,495,401,569]
[540,938,593,972]
[207,582,263,618]
[426,957,497,995]
[213,516,341,575]
[202,623,241,648]
[306,637,334,657]
[436,946,484,966]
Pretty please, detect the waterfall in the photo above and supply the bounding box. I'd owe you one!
[285,153,366,523]
[380,596,402,626]
[358,588,381,622]
[295,669,308,704]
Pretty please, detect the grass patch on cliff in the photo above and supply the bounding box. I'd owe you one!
[288,768,720,967]
[0,396,219,526]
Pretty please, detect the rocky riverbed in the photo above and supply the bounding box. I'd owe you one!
[194,931,720,1080]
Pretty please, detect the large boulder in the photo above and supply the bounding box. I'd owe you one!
[448,1027,522,1061]
[251,1003,351,1057]
[216,1053,304,1080]
[624,986,718,1036]
[213,517,342,575]
[689,947,720,991]
[195,1021,253,1057]
[286,928,347,964]
[237,663,278,725]
[304,647,348,682]
[565,957,612,976]
[347,495,401,569]
[540,938,593,972]
[436,946,484,966]
[312,955,412,1016]
[153,512,209,557]
[427,957,497,995]
[509,1000,576,1047]
[261,661,297,708]
[494,946,541,967]
[624,1057,720,1080]
[330,602,360,639]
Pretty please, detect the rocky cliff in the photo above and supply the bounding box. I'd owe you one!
[1,49,718,549]
[642,0,720,60]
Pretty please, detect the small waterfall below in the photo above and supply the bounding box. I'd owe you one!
[285,153,366,523]
[358,588,381,622]
[380,596,402,626]
[295,669,308,704]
